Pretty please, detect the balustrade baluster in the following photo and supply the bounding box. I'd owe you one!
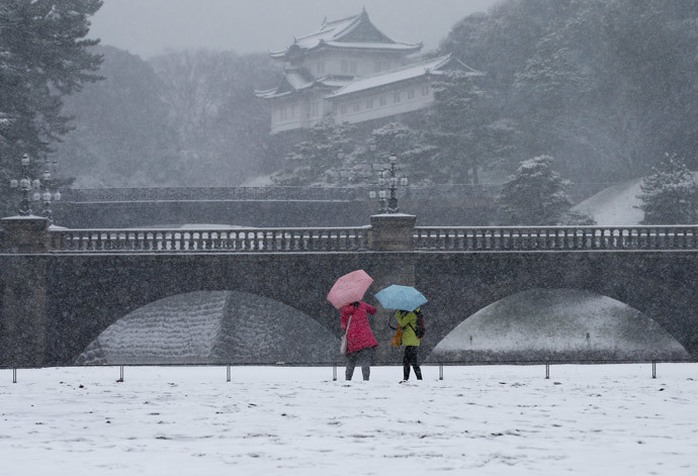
[127,231,136,251]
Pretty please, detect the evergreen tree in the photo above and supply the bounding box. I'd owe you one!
[637,153,698,225]
[428,70,488,184]
[440,0,698,184]
[428,69,518,184]
[0,0,103,213]
[497,155,590,225]
[271,118,356,187]
[361,122,437,185]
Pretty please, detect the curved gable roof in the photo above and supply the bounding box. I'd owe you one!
[270,9,421,59]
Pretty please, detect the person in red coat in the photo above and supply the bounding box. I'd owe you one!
[340,301,378,381]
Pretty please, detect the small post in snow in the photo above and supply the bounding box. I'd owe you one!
[226,365,231,382]
[545,363,550,379]
[13,368,17,383]
[652,361,657,379]
[116,365,124,382]
[332,365,337,381]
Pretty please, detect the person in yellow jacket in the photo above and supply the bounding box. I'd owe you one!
[396,308,423,382]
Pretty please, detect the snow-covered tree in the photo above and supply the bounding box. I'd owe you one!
[359,122,437,185]
[271,118,356,187]
[637,153,698,225]
[428,69,519,184]
[497,155,592,225]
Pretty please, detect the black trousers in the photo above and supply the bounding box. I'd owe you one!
[346,347,375,381]
[403,345,422,380]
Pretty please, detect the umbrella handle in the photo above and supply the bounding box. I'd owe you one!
[388,314,397,330]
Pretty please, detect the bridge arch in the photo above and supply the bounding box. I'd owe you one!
[428,288,689,362]
[74,290,340,365]
[414,252,698,359]
[44,252,413,365]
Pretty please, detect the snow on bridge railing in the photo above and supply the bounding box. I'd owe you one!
[48,226,370,253]
[413,225,698,251]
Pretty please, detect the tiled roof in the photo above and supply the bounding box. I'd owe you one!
[254,71,352,99]
[270,9,421,59]
[256,55,483,100]
[325,54,483,99]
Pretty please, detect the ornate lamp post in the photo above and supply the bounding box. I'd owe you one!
[9,153,60,220]
[369,154,408,214]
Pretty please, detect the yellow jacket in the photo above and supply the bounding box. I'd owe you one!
[396,309,421,347]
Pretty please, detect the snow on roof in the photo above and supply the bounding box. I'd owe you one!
[285,70,314,90]
[270,9,421,58]
[322,41,422,51]
[255,73,352,99]
[325,54,481,99]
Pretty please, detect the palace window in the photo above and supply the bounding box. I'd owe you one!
[422,85,430,96]
[280,107,287,120]
[353,102,360,112]
[309,101,319,117]
[379,95,387,106]
[393,91,401,103]
[407,88,415,100]
[366,97,374,109]
[340,104,347,115]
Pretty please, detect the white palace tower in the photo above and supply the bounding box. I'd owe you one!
[256,8,481,134]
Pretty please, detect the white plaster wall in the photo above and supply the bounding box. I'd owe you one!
[332,79,433,124]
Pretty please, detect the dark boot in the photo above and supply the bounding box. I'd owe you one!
[414,366,423,380]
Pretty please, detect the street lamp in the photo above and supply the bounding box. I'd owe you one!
[370,153,408,214]
[9,153,60,220]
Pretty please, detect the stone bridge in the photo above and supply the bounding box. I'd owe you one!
[1,215,698,367]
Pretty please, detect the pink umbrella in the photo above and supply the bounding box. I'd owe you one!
[327,269,374,309]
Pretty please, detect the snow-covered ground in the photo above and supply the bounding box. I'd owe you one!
[2,364,697,475]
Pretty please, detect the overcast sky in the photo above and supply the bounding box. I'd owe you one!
[89,0,500,58]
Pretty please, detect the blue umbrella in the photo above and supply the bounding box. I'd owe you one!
[375,285,427,311]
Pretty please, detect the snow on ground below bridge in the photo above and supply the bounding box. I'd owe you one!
[1,364,697,475]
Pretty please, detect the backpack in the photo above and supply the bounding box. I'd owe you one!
[414,310,426,339]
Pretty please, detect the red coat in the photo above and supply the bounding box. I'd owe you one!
[341,301,378,354]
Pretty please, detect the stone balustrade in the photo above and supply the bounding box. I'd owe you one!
[414,225,698,251]
[48,226,372,253]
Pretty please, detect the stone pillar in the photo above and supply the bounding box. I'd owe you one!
[369,213,416,252]
[1,216,51,367]
[368,214,418,364]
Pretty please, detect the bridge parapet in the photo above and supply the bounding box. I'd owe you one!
[5,223,698,255]
[47,226,371,253]
[414,225,698,252]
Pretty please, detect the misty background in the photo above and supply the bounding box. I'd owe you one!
[88,0,498,57]
[4,0,696,223]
